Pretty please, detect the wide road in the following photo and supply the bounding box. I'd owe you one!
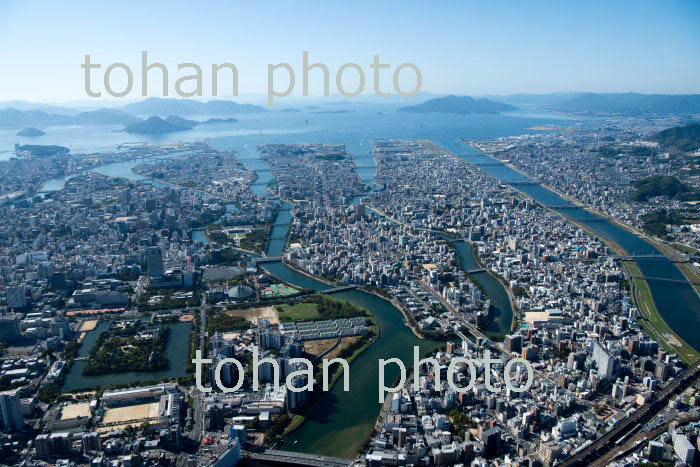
[561,359,700,466]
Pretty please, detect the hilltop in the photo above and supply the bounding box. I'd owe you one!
[398,95,517,114]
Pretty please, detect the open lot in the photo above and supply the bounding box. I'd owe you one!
[78,319,99,332]
[101,402,160,426]
[304,338,337,356]
[276,302,320,321]
[60,402,91,420]
[227,306,279,325]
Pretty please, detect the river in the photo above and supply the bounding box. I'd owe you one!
[33,107,697,458]
[460,147,700,352]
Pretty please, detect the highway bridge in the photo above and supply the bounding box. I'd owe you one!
[560,358,700,466]
[618,254,698,263]
[508,180,542,186]
[466,268,486,274]
[246,449,352,466]
[320,285,358,294]
[253,256,283,264]
[630,275,700,285]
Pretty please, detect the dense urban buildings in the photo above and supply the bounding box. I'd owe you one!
[1,107,700,467]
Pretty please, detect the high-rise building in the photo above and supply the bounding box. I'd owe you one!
[504,334,523,353]
[5,286,27,310]
[287,374,309,410]
[82,432,102,454]
[592,342,615,379]
[34,432,71,459]
[230,424,247,447]
[210,438,241,467]
[0,314,21,344]
[674,434,696,464]
[0,389,24,431]
[146,246,164,277]
[480,426,501,458]
[655,361,670,381]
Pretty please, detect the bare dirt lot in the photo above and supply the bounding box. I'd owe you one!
[226,306,279,325]
[78,319,99,332]
[60,402,91,420]
[304,338,338,356]
[101,402,160,426]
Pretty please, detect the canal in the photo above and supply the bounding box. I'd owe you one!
[62,320,193,391]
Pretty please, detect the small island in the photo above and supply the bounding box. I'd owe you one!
[17,127,45,137]
[82,322,170,376]
[398,95,517,114]
[124,115,193,135]
[200,117,239,124]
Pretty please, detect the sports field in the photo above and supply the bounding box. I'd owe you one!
[261,283,299,298]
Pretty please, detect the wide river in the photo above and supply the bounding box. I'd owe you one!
[29,105,700,457]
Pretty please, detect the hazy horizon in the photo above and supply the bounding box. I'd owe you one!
[1,0,699,103]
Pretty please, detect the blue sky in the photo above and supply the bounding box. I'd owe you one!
[0,0,698,103]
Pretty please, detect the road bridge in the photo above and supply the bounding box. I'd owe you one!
[630,275,700,285]
[246,449,352,466]
[466,268,486,274]
[618,254,696,263]
[253,256,282,264]
[508,180,542,186]
[320,285,358,294]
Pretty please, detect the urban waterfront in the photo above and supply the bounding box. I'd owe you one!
[460,148,700,352]
[28,110,700,459]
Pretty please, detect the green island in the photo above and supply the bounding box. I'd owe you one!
[82,322,170,376]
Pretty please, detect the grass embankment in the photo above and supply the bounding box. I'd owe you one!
[624,258,699,365]
[539,205,700,364]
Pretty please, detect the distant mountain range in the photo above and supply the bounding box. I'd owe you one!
[125,116,194,135]
[0,98,260,129]
[398,95,517,114]
[2,94,699,130]
[121,98,267,116]
[495,92,700,115]
[0,108,139,128]
[17,127,45,137]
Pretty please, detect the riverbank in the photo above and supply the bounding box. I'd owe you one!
[280,260,337,286]
[360,287,426,340]
[464,144,700,364]
[280,324,380,441]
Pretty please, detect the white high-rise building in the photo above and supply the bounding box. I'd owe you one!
[592,341,615,380]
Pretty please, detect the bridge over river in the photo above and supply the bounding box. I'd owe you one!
[247,448,352,466]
